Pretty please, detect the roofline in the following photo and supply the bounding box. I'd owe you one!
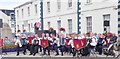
[14,1,32,9]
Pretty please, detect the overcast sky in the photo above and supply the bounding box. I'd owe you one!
[0,0,30,10]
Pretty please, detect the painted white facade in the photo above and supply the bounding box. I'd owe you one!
[43,0,78,33]
[15,0,118,34]
[15,0,41,32]
[81,0,118,34]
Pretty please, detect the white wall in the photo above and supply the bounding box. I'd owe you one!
[43,0,78,33]
[81,0,118,34]
[0,11,9,23]
[15,0,40,32]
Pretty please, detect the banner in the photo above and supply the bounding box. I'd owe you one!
[0,39,3,48]
[81,38,87,47]
[28,37,35,44]
[74,38,86,50]
[41,39,48,48]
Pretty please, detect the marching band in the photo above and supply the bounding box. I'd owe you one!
[0,30,120,57]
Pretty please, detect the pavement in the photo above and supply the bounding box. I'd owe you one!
[1,51,119,57]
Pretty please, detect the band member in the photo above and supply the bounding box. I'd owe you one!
[15,35,22,56]
[42,33,52,56]
[68,33,76,57]
[21,34,28,55]
[29,34,40,56]
[51,34,60,56]
[65,34,72,54]
[27,34,35,51]
[59,34,66,56]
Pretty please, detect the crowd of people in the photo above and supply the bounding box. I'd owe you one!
[1,30,120,57]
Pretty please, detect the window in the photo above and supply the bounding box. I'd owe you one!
[57,20,61,32]
[35,4,38,14]
[48,22,50,29]
[68,0,72,7]
[24,20,28,26]
[17,25,19,30]
[22,9,24,18]
[22,25,24,30]
[86,16,92,32]
[11,24,14,28]
[87,0,91,3]
[28,7,30,16]
[57,0,61,10]
[68,19,72,34]
[103,14,110,32]
[118,12,120,15]
[47,1,50,13]
[17,10,19,18]
[28,24,30,32]
[103,14,110,21]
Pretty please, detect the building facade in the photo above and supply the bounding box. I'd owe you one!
[14,0,41,33]
[0,9,15,38]
[81,0,118,34]
[15,0,118,34]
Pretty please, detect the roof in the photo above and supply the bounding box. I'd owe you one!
[14,1,32,9]
[0,9,14,16]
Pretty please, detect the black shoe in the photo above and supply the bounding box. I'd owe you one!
[29,53,32,55]
[23,52,26,55]
[16,54,19,56]
[55,54,59,56]
[42,53,46,55]
[33,54,36,56]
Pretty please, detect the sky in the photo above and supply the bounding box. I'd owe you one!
[0,0,30,10]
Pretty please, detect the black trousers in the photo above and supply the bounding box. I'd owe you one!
[72,48,77,56]
[30,45,34,54]
[16,45,20,55]
[22,45,27,54]
[59,45,65,56]
[43,45,51,55]
[16,45,27,55]
[53,44,59,55]
[33,45,39,55]
[39,45,42,52]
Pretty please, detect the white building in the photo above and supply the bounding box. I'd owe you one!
[0,9,15,38]
[14,0,41,33]
[81,0,118,34]
[15,0,119,34]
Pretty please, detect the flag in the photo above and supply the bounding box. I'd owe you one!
[41,39,49,48]
[74,39,83,50]
[0,39,3,48]
[81,38,87,47]
[28,37,34,44]
[74,38,86,50]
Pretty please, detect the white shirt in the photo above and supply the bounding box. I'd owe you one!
[68,39,74,48]
[15,37,22,47]
[32,37,40,45]
[90,36,98,46]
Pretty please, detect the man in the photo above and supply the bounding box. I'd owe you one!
[15,35,22,56]
[59,34,66,56]
[68,33,75,57]
[42,33,52,56]
[21,34,28,55]
[29,34,40,56]
[51,34,60,56]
